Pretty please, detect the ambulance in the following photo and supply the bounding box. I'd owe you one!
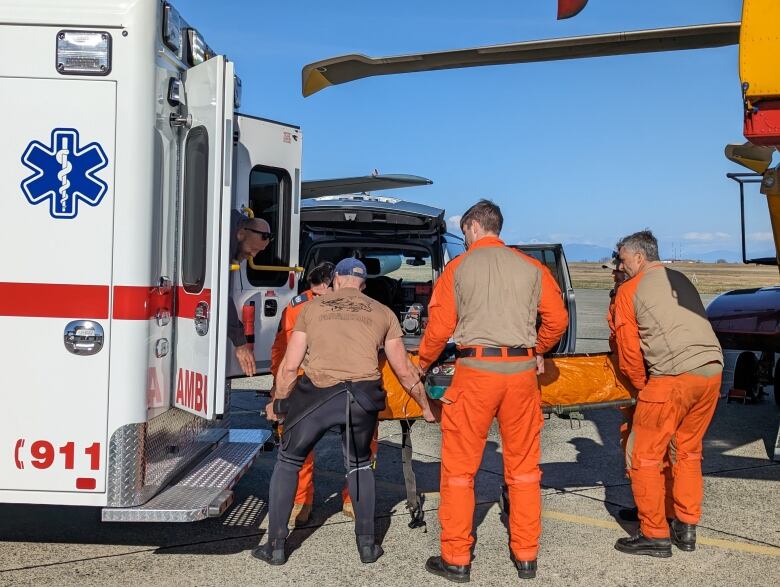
[0,0,316,522]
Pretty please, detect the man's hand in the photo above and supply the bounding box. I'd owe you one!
[409,381,437,423]
[536,354,545,375]
[264,401,278,421]
[235,344,256,376]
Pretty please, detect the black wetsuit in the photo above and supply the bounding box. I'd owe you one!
[268,376,385,541]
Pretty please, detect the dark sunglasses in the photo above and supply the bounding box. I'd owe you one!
[245,228,274,241]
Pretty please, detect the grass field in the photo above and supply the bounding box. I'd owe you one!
[570,261,779,294]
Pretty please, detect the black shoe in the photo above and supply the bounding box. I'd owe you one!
[618,506,639,522]
[614,533,672,558]
[251,539,287,565]
[356,535,384,564]
[425,556,471,583]
[670,520,696,552]
[514,559,537,580]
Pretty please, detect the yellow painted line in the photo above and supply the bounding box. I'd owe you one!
[541,510,780,557]
[696,536,780,557]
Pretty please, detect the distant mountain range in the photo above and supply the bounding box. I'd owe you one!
[562,243,775,263]
[563,244,614,262]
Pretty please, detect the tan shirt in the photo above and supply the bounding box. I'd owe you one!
[293,287,404,387]
[614,262,723,389]
[418,236,569,374]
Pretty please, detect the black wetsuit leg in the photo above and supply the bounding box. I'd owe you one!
[267,392,378,541]
[341,395,379,538]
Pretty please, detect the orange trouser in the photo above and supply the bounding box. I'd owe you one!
[621,404,675,513]
[439,362,543,565]
[294,428,379,505]
[626,372,721,538]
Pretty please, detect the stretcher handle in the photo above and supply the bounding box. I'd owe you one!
[541,398,636,415]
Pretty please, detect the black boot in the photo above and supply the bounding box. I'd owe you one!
[514,559,537,580]
[614,532,672,558]
[251,539,287,565]
[670,519,696,552]
[425,556,471,583]
[356,535,384,564]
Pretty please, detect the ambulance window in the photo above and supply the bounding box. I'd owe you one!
[182,126,209,293]
[247,166,292,287]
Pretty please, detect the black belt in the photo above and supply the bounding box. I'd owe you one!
[456,346,533,359]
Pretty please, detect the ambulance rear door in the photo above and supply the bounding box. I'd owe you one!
[173,56,235,418]
[230,114,302,376]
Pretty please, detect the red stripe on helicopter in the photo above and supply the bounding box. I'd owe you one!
[0,282,109,318]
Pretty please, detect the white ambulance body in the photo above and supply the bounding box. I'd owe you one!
[0,0,302,521]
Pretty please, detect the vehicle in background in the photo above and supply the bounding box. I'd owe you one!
[298,195,577,354]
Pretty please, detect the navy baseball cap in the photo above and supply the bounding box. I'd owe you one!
[334,258,367,279]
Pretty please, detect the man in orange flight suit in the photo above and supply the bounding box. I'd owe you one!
[604,254,646,522]
[268,261,334,526]
[604,254,627,355]
[418,200,568,582]
[613,230,723,558]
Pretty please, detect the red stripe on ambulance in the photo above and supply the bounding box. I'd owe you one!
[0,282,208,320]
[113,285,174,320]
[0,282,109,318]
[175,368,208,415]
[176,289,211,319]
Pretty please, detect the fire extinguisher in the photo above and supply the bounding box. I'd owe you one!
[242,301,255,352]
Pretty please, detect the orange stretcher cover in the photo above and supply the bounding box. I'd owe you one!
[378,354,425,421]
[378,352,635,421]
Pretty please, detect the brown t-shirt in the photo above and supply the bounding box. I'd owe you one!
[293,287,404,387]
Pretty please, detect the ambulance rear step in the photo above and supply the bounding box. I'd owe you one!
[101,428,271,522]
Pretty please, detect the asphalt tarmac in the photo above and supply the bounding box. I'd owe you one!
[1,289,778,586]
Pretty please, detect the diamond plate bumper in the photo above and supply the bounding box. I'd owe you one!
[101,429,270,522]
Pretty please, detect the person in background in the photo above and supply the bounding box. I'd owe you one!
[268,261,334,527]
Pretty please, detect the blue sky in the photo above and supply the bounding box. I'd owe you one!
[182,0,771,259]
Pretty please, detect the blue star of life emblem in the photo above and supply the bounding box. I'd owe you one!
[20,128,109,219]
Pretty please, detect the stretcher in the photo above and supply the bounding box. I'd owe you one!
[376,352,637,529]
[378,352,636,421]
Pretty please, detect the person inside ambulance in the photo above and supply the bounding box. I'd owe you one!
[228,209,273,376]
[612,230,723,558]
[417,199,568,582]
[253,258,435,566]
[267,260,336,526]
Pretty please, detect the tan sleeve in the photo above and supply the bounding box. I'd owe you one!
[292,303,310,333]
[385,306,404,341]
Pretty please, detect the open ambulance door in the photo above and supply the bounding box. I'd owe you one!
[228,114,303,377]
[173,56,235,419]
[511,244,577,354]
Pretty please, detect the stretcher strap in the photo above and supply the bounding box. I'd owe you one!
[400,419,426,530]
